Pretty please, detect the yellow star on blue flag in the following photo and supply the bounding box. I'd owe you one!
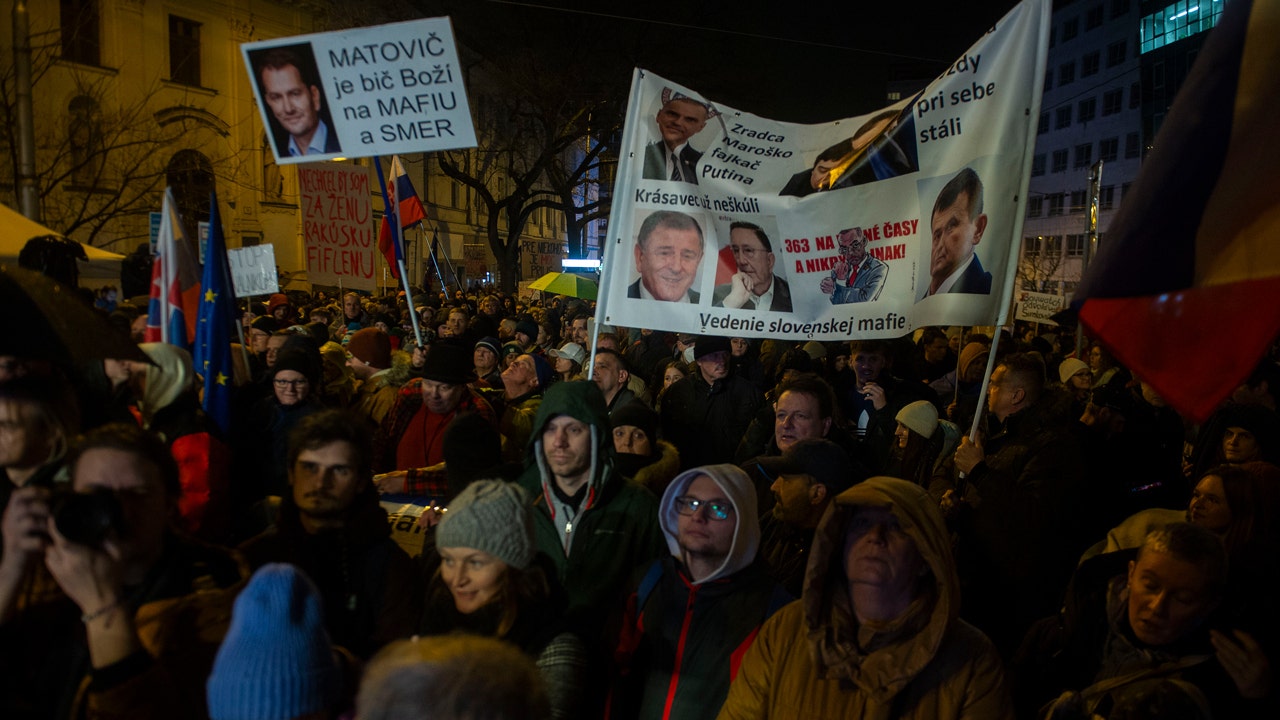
[194,190,237,435]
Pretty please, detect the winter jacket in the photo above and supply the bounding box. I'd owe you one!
[517,382,666,630]
[502,390,544,463]
[349,352,414,427]
[371,379,497,474]
[1015,550,1266,719]
[615,439,681,498]
[418,554,587,720]
[239,485,422,658]
[137,343,231,542]
[718,477,1012,720]
[0,536,246,720]
[661,373,762,469]
[834,371,936,473]
[948,400,1087,653]
[612,465,789,720]
[230,395,323,507]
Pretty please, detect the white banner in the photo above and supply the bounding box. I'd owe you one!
[598,0,1050,341]
[227,245,279,297]
[242,17,476,165]
[381,501,430,558]
[1015,290,1064,324]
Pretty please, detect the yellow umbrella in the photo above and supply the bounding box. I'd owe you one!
[528,271,597,300]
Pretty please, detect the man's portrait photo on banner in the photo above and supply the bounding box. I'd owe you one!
[642,90,714,185]
[918,166,993,300]
[249,43,342,159]
[711,218,793,312]
[627,209,708,304]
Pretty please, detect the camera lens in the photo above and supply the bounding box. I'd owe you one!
[52,489,124,548]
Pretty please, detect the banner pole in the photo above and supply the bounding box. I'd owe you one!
[373,156,422,348]
[956,327,1005,497]
[398,258,424,348]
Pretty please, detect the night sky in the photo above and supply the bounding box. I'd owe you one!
[427,0,1019,123]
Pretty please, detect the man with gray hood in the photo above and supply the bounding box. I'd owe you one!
[611,464,789,720]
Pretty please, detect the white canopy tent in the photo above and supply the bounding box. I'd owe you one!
[0,202,126,285]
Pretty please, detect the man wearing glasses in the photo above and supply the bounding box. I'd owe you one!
[611,464,788,719]
[712,221,793,312]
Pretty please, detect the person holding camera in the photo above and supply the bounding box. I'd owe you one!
[0,375,80,550]
[0,423,246,720]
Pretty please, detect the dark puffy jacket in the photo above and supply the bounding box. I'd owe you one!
[239,486,422,658]
[660,373,762,469]
[949,400,1087,653]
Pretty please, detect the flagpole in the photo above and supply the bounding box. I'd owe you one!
[233,318,251,381]
[373,155,424,348]
[425,227,447,297]
[955,327,1004,497]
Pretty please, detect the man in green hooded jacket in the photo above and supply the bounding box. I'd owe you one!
[517,381,665,628]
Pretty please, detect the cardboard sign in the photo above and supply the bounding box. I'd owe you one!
[300,162,377,291]
[1015,290,1064,324]
[227,245,280,297]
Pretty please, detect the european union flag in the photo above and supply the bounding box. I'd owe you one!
[194,191,238,435]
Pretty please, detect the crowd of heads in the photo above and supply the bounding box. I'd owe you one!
[3,277,1279,720]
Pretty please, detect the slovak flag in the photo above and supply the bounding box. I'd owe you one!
[145,188,202,350]
[378,155,427,279]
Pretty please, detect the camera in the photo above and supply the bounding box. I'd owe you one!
[51,489,124,548]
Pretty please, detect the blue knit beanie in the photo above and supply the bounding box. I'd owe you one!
[530,353,554,390]
[206,564,342,720]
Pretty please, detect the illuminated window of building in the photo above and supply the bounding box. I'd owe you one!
[1140,1,1227,54]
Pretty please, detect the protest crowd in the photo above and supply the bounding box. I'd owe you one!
[1,284,1278,720]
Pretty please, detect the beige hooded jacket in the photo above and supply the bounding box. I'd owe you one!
[718,476,1013,720]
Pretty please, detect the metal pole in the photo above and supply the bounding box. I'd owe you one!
[13,0,40,220]
[1075,160,1104,358]
[373,156,423,348]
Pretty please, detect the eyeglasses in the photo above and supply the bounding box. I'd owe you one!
[730,245,764,258]
[674,496,734,521]
[273,379,309,388]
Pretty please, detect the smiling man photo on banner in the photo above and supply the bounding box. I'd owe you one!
[253,44,342,158]
[629,210,706,303]
[921,167,992,299]
[712,221,792,312]
[642,92,711,185]
[820,227,887,304]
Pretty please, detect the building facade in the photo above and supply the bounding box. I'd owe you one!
[1020,0,1143,299]
[0,0,567,294]
[1018,0,1230,301]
